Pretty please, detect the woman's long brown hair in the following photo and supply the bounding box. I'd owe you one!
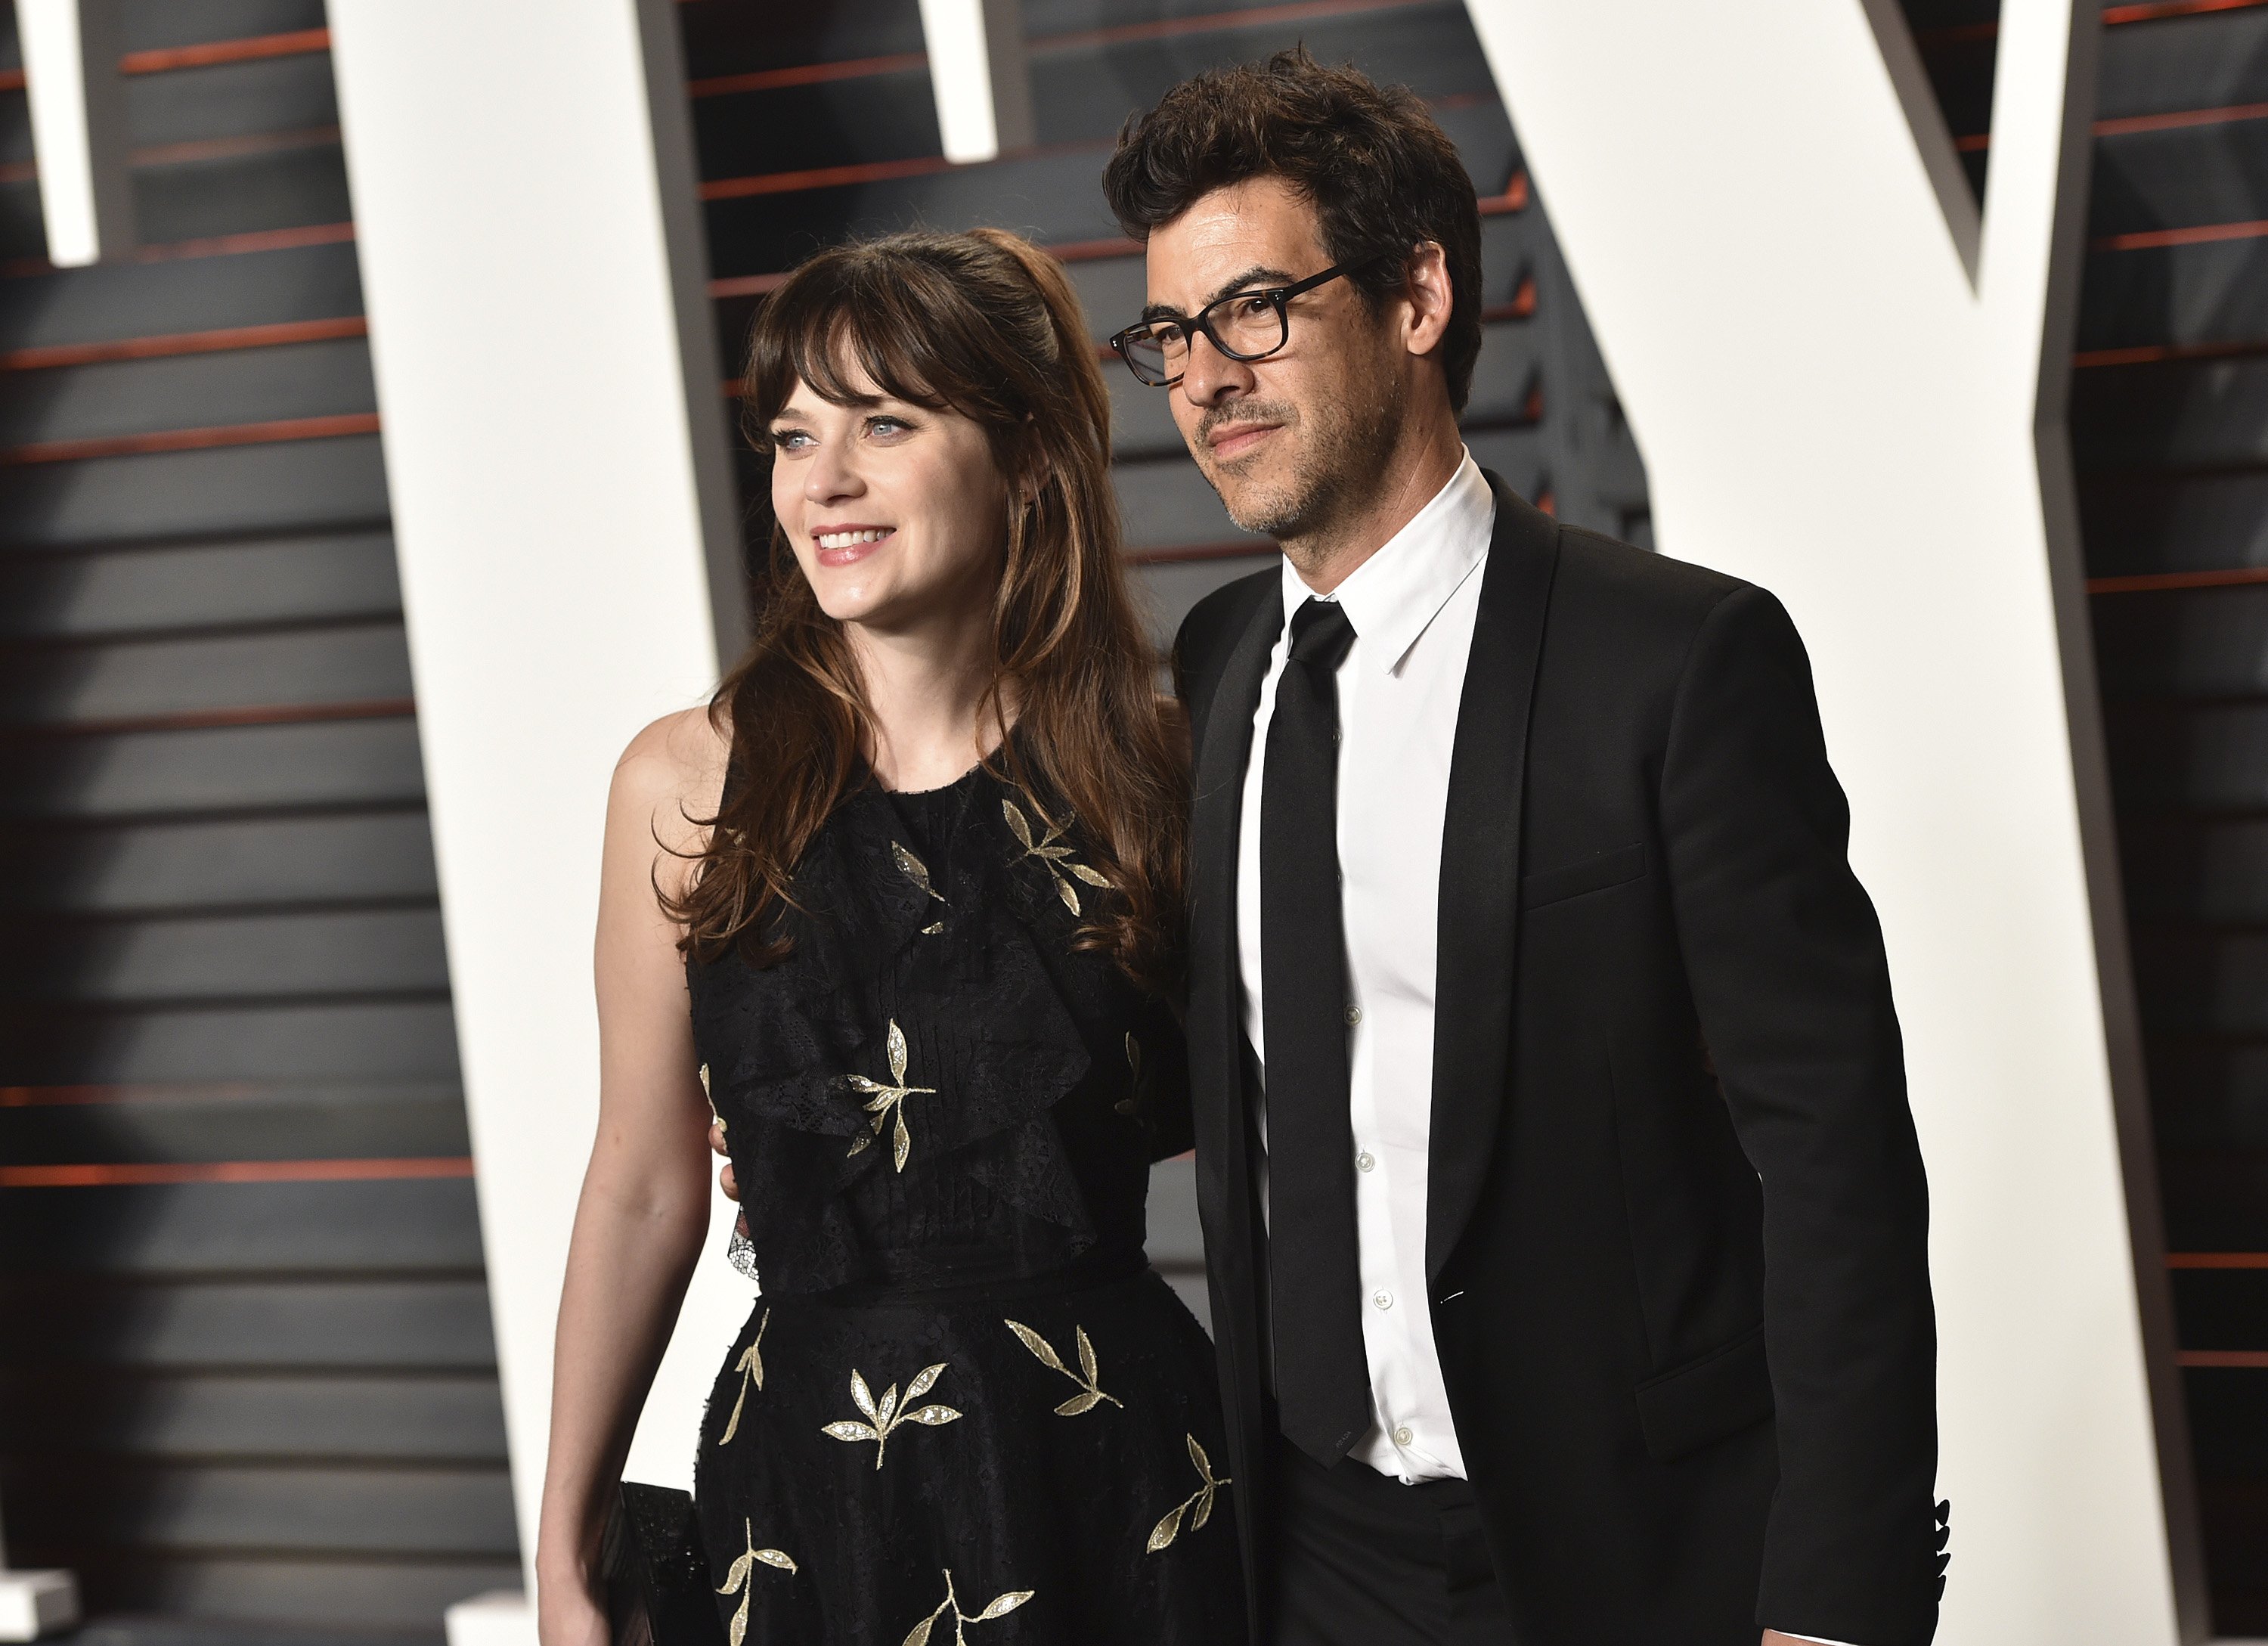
[669,228,1187,989]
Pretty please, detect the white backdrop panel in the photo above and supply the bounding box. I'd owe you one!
[1458,0,2182,1639]
[327,0,753,1612]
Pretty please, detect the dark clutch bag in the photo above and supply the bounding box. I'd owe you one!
[601,1482,726,1646]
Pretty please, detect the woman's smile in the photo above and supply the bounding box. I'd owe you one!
[813,524,896,566]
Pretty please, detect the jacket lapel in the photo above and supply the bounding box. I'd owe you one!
[1425,476,1560,1282]
[1185,584,1284,1194]
[1181,581,1284,1641]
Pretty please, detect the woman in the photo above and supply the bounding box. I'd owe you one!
[534,228,1243,1646]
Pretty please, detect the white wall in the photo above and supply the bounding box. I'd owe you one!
[326,0,753,1617]
[1460,0,2189,1638]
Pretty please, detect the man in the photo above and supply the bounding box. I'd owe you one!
[1096,48,1944,1646]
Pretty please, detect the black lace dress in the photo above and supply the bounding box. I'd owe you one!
[687,758,1244,1645]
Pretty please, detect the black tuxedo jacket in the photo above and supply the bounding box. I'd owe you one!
[1172,478,1941,1645]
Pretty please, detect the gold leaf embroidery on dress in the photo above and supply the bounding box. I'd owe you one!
[820,1360,962,1468]
[1002,1319,1122,1415]
[1001,798,1111,915]
[899,1568,1034,1646]
[844,1018,936,1172]
[1116,1031,1140,1116]
[1145,1434,1232,1552]
[714,1517,797,1646]
[892,842,947,906]
[718,1307,768,1444]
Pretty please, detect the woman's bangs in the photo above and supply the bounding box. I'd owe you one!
[774,281,953,414]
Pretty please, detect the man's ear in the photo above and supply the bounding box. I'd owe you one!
[1401,240,1455,358]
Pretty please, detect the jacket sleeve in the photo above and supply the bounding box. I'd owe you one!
[1657,584,1943,1646]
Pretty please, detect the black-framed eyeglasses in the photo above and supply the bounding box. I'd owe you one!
[1108,257,1377,388]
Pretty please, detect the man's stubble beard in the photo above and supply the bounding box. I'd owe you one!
[1198,367,1408,556]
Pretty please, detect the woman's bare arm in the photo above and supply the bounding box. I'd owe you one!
[534,708,727,1646]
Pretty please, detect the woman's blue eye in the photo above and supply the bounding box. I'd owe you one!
[773,429,812,450]
[869,417,909,436]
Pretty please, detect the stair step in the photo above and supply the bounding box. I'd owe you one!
[0,1179,483,1275]
[0,435,389,549]
[2072,353,2268,469]
[1114,454,1267,554]
[126,51,336,151]
[0,1372,508,1462]
[0,532,401,640]
[1028,4,1500,148]
[119,1,328,55]
[2080,237,2268,354]
[0,243,363,352]
[2121,814,2268,922]
[65,1564,497,1635]
[0,179,46,262]
[2142,1035,2268,1148]
[2090,116,2268,240]
[2173,1269,2268,1353]
[2108,698,2268,811]
[0,1000,461,1083]
[2099,5,2268,120]
[690,65,939,181]
[132,144,352,249]
[0,811,438,913]
[0,1276,497,1369]
[2,1460,518,1558]
[679,0,925,76]
[0,623,414,730]
[1128,553,1276,648]
[0,907,451,1004]
[2157,1147,2268,1248]
[0,337,374,450]
[0,1083,470,1164]
[0,716,426,820]
[2077,469,2268,578]
[2092,582,2268,699]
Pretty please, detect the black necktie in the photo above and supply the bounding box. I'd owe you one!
[1260,596,1371,1465]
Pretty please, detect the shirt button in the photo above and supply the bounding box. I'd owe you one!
[1343,1005,1362,1027]
[1371,1288,1393,1311]
[1393,1424,1414,1447]
[1356,1150,1375,1173]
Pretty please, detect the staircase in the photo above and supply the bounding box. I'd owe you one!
[2070,0,2268,1630]
[0,0,513,1635]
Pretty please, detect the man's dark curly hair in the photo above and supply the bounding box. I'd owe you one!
[1100,47,1483,413]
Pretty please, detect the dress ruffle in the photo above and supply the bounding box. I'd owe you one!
[692,772,1151,1298]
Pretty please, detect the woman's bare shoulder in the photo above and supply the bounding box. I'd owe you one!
[611,705,732,857]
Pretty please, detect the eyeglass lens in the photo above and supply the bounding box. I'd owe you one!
[1126,293,1289,384]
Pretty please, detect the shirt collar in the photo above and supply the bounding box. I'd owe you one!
[1278,450,1495,675]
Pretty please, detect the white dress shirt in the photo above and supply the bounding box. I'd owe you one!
[1226,453,1859,1646]
[1235,450,1492,1483]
